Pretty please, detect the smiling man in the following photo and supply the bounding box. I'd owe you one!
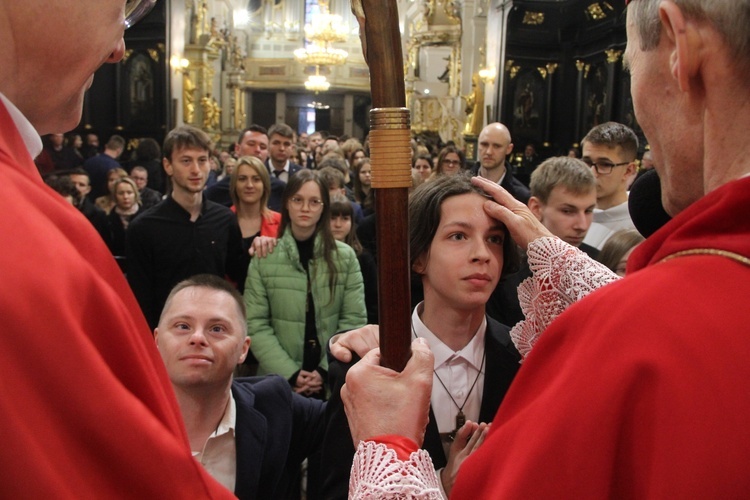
[156,274,326,499]
[127,125,243,328]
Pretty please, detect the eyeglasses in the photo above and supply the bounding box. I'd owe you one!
[290,196,324,211]
[125,0,158,29]
[582,158,630,175]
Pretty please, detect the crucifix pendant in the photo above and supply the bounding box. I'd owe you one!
[455,411,466,432]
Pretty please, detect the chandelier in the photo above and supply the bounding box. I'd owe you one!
[294,45,348,66]
[305,74,331,93]
[304,66,331,93]
[295,0,348,89]
[304,11,348,44]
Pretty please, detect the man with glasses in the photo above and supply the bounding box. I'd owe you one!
[580,121,638,249]
[472,122,530,204]
[0,1,233,496]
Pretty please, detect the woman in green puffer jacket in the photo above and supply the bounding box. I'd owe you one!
[244,169,367,398]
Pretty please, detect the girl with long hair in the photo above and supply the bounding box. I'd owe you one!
[329,194,378,324]
[352,157,373,215]
[244,169,366,398]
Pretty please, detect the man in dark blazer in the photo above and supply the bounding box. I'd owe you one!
[470,122,530,205]
[321,317,521,499]
[155,274,325,499]
[265,123,304,211]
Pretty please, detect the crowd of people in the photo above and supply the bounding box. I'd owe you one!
[35,110,653,498]
[5,0,750,497]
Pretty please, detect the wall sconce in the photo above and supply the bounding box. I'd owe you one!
[170,55,190,73]
[479,66,497,84]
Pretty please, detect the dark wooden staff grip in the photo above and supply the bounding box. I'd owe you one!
[356,0,411,372]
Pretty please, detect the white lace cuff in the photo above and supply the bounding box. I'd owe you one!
[349,441,444,499]
[510,237,619,359]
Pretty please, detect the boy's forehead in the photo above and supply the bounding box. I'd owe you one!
[172,146,209,159]
[548,185,596,204]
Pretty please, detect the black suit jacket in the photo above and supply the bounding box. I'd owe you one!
[320,317,521,499]
[470,161,531,205]
[232,376,326,500]
[265,161,304,211]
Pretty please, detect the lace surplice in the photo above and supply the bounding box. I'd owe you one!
[510,237,619,359]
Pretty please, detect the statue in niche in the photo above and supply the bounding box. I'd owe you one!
[201,93,221,130]
[207,18,227,49]
[517,83,534,127]
[229,36,245,71]
[183,74,196,124]
[233,87,246,130]
[192,2,208,43]
[443,0,461,24]
[463,74,483,136]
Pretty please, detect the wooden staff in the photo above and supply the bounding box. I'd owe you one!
[351,0,412,371]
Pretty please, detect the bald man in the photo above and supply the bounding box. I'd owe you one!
[471,122,530,204]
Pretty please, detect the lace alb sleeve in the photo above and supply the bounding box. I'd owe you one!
[349,441,444,499]
[510,237,619,359]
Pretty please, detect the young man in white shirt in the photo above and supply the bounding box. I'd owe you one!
[580,121,639,249]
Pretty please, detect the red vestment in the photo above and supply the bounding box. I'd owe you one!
[452,176,750,497]
[0,103,233,497]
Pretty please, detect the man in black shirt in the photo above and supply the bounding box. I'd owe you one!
[127,126,243,328]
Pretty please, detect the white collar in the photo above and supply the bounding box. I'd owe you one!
[210,392,237,439]
[411,303,487,371]
[0,92,43,159]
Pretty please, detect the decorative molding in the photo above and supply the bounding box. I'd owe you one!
[605,49,623,64]
[258,65,286,76]
[522,11,545,25]
[147,48,160,63]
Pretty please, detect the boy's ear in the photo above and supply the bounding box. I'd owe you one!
[527,196,544,222]
[412,253,427,274]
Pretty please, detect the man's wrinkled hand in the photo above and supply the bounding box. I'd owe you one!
[342,338,434,447]
[471,176,553,250]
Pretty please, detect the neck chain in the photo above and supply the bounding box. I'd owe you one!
[412,320,486,436]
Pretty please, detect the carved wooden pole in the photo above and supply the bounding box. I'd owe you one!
[352,0,412,371]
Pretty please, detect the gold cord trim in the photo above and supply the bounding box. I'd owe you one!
[659,248,750,267]
[369,107,412,189]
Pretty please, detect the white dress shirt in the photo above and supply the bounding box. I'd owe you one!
[192,394,237,493]
[270,160,291,183]
[411,303,486,435]
[582,198,636,250]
